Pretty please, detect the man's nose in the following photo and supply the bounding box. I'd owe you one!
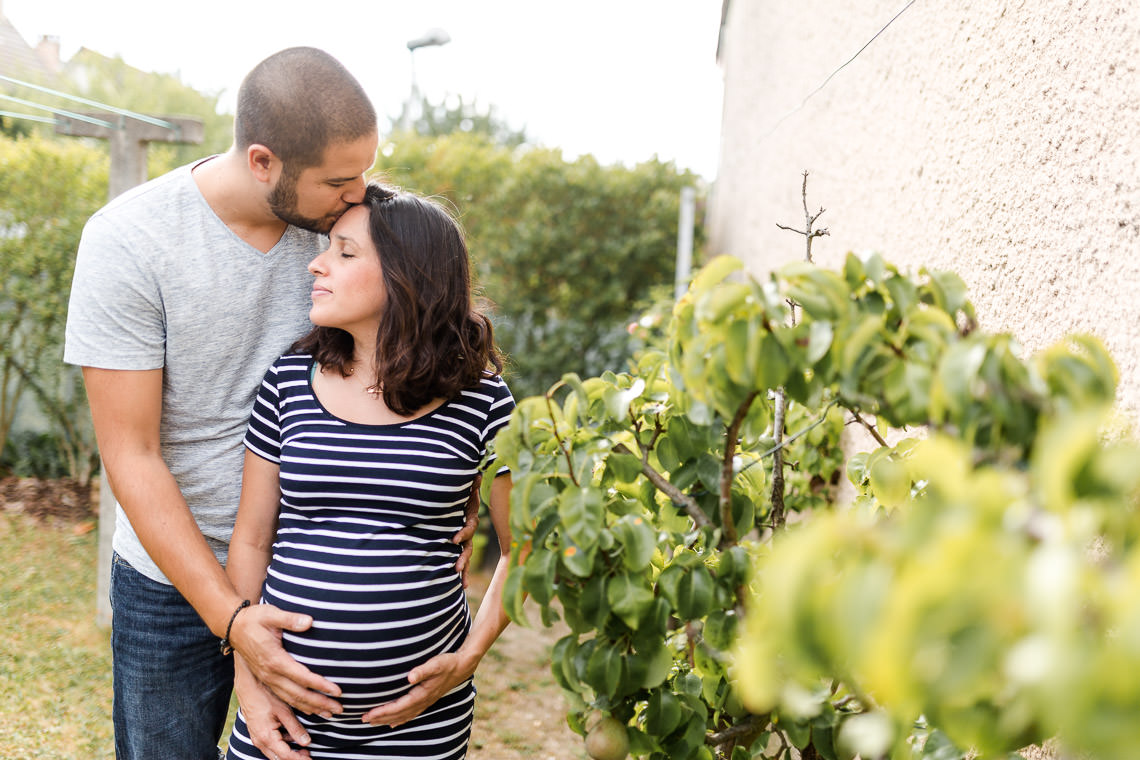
[342,176,366,204]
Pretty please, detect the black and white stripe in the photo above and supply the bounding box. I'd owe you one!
[225,354,513,759]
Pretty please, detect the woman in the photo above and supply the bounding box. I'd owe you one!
[224,183,516,759]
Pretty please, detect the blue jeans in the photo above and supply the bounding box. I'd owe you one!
[110,552,233,760]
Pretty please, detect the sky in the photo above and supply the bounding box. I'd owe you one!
[3,0,725,179]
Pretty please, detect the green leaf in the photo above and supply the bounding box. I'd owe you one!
[867,453,910,509]
[604,377,647,421]
[657,562,685,608]
[883,359,932,424]
[703,609,738,651]
[806,320,834,364]
[645,689,684,736]
[607,451,643,483]
[885,272,917,316]
[785,718,811,750]
[559,537,597,578]
[502,565,528,623]
[923,269,969,315]
[579,574,609,628]
[931,340,986,419]
[697,453,722,493]
[690,255,745,295]
[612,514,657,571]
[552,635,582,692]
[676,564,716,620]
[634,639,674,689]
[522,548,558,605]
[606,572,656,630]
[559,486,604,548]
[586,639,625,698]
[655,434,682,472]
[843,252,866,289]
[755,332,791,392]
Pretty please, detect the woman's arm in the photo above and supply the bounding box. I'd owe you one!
[226,451,344,759]
[362,473,516,727]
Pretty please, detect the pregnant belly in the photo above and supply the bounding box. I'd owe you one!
[261,543,470,715]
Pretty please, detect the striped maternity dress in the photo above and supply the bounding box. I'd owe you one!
[225,353,515,760]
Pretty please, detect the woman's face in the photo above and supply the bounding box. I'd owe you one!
[307,205,386,337]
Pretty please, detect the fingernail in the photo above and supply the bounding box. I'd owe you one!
[321,711,332,719]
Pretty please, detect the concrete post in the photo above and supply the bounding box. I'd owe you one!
[675,186,696,300]
[55,113,203,628]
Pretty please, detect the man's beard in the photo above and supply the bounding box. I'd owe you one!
[268,171,340,234]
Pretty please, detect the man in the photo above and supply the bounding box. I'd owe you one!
[65,48,474,760]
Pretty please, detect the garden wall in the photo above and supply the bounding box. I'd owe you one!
[709,0,1140,422]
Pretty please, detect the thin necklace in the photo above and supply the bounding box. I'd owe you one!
[344,364,381,397]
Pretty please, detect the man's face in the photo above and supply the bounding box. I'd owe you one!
[268,130,379,233]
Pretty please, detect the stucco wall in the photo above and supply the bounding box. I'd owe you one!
[709,0,1140,420]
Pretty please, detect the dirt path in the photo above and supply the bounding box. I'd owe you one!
[466,573,589,760]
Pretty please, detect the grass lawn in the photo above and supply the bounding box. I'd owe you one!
[1,510,115,758]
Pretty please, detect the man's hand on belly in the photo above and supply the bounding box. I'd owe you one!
[231,602,345,716]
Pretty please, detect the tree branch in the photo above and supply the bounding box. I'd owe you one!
[720,391,759,546]
[545,390,579,486]
[613,442,712,531]
[706,713,768,747]
[849,408,888,448]
[770,389,788,530]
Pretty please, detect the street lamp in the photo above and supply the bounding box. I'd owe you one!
[402,28,450,132]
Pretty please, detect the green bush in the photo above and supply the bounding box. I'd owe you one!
[1,430,72,479]
[492,251,1133,760]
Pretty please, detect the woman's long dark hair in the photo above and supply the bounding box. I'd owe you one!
[293,183,503,415]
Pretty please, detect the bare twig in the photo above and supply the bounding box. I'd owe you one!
[799,171,829,263]
[850,408,888,447]
[768,172,832,533]
[770,389,788,530]
[774,172,830,264]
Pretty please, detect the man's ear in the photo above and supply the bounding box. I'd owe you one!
[247,144,280,184]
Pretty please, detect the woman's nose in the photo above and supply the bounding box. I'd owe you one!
[308,251,328,275]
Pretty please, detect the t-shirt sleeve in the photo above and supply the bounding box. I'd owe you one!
[482,376,517,477]
[244,362,284,464]
[63,214,167,370]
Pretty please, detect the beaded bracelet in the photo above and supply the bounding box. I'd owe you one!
[219,599,251,656]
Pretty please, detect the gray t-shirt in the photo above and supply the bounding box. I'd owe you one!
[64,158,323,584]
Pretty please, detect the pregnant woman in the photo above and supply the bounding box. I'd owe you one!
[224,182,516,760]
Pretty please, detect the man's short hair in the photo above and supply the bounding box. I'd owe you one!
[234,47,377,170]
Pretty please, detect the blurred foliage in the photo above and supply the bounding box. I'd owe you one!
[0,135,105,484]
[1,430,71,479]
[392,93,529,148]
[491,249,1136,759]
[378,131,705,398]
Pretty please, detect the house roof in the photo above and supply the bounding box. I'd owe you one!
[0,11,56,83]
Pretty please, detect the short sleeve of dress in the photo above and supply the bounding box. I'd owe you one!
[244,361,285,464]
[481,375,517,477]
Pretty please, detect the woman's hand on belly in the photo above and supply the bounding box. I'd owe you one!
[361,650,478,727]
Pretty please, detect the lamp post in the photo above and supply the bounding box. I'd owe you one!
[402,28,450,132]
